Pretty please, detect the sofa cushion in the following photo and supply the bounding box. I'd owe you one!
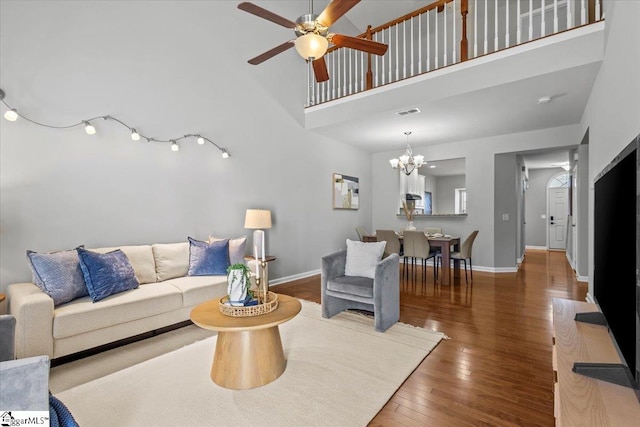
[89,245,156,285]
[187,237,230,276]
[209,235,247,265]
[152,242,189,281]
[52,282,183,339]
[344,239,385,279]
[26,249,88,306]
[163,275,228,307]
[77,248,139,302]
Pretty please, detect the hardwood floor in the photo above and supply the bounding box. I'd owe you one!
[275,249,587,427]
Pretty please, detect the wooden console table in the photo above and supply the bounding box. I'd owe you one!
[552,298,640,426]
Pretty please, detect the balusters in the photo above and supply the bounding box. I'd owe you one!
[541,0,546,36]
[529,0,533,41]
[444,2,448,66]
[395,24,399,81]
[505,0,510,48]
[483,0,488,54]
[494,0,498,52]
[567,0,573,30]
[581,0,586,25]
[517,0,522,44]
[403,20,407,79]
[474,0,478,57]
[554,0,559,33]
[418,12,422,74]
[427,9,431,71]
[410,16,415,77]
[452,0,457,62]
[596,0,601,20]
[435,8,439,68]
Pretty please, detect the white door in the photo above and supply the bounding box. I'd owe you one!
[548,188,568,250]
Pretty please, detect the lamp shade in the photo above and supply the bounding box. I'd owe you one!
[294,33,329,60]
[244,209,272,229]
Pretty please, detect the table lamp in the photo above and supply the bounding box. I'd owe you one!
[244,209,272,261]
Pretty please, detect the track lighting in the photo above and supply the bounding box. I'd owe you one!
[84,121,96,135]
[0,88,230,158]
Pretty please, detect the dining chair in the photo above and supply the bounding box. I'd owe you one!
[403,230,438,282]
[437,230,479,285]
[424,227,442,235]
[355,226,370,242]
[375,229,402,258]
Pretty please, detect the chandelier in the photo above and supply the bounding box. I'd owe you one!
[389,131,425,175]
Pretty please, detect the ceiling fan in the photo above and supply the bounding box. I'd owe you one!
[238,0,388,83]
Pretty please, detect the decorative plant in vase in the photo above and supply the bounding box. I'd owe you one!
[226,263,254,306]
[402,200,416,230]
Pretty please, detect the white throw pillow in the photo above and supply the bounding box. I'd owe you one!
[344,239,386,279]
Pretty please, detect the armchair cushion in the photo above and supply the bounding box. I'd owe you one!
[344,239,386,279]
[326,275,374,298]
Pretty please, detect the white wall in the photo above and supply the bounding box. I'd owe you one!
[0,1,373,293]
[581,0,640,297]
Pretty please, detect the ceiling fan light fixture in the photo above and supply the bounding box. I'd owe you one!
[294,33,329,60]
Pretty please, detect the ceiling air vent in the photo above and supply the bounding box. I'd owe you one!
[395,107,421,116]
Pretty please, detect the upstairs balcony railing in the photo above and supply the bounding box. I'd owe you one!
[305,0,604,107]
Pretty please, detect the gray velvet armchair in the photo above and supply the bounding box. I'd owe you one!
[321,250,400,332]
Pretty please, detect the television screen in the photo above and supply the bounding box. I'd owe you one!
[593,143,638,387]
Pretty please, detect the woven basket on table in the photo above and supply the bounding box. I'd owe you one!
[219,291,278,317]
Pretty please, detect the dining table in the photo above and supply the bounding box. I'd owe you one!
[363,233,461,285]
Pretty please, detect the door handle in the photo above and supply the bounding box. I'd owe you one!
[550,222,555,225]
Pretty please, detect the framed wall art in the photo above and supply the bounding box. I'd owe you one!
[333,173,359,210]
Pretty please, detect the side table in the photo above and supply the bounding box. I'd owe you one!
[190,294,301,389]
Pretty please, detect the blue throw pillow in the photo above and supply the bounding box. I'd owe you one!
[188,237,230,276]
[26,248,88,306]
[77,247,139,302]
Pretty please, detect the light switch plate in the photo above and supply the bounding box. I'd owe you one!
[502,214,509,221]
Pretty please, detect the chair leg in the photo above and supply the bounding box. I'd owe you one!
[463,259,468,284]
[469,258,473,284]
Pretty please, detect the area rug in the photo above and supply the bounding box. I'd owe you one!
[56,300,445,426]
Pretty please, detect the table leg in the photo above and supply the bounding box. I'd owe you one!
[440,243,451,285]
[211,327,286,389]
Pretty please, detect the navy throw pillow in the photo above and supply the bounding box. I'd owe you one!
[187,237,230,276]
[77,247,139,302]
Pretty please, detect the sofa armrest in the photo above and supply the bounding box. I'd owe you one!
[8,283,54,359]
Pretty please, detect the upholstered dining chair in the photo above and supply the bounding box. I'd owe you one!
[437,230,479,285]
[321,243,400,332]
[403,230,438,282]
[355,226,370,241]
[375,229,402,258]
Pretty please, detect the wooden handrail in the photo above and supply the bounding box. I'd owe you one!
[327,0,453,55]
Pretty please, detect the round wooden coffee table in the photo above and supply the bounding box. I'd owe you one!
[190,293,301,390]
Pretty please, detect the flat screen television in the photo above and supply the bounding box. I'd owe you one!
[581,133,640,400]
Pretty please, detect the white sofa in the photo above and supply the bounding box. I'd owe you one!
[8,241,251,361]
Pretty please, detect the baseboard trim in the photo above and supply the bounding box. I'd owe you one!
[525,245,548,250]
[585,293,595,304]
[576,275,589,283]
[270,269,321,287]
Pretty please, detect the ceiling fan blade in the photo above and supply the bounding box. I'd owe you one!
[312,57,330,83]
[330,34,388,56]
[248,41,295,65]
[317,0,361,27]
[237,2,296,29]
